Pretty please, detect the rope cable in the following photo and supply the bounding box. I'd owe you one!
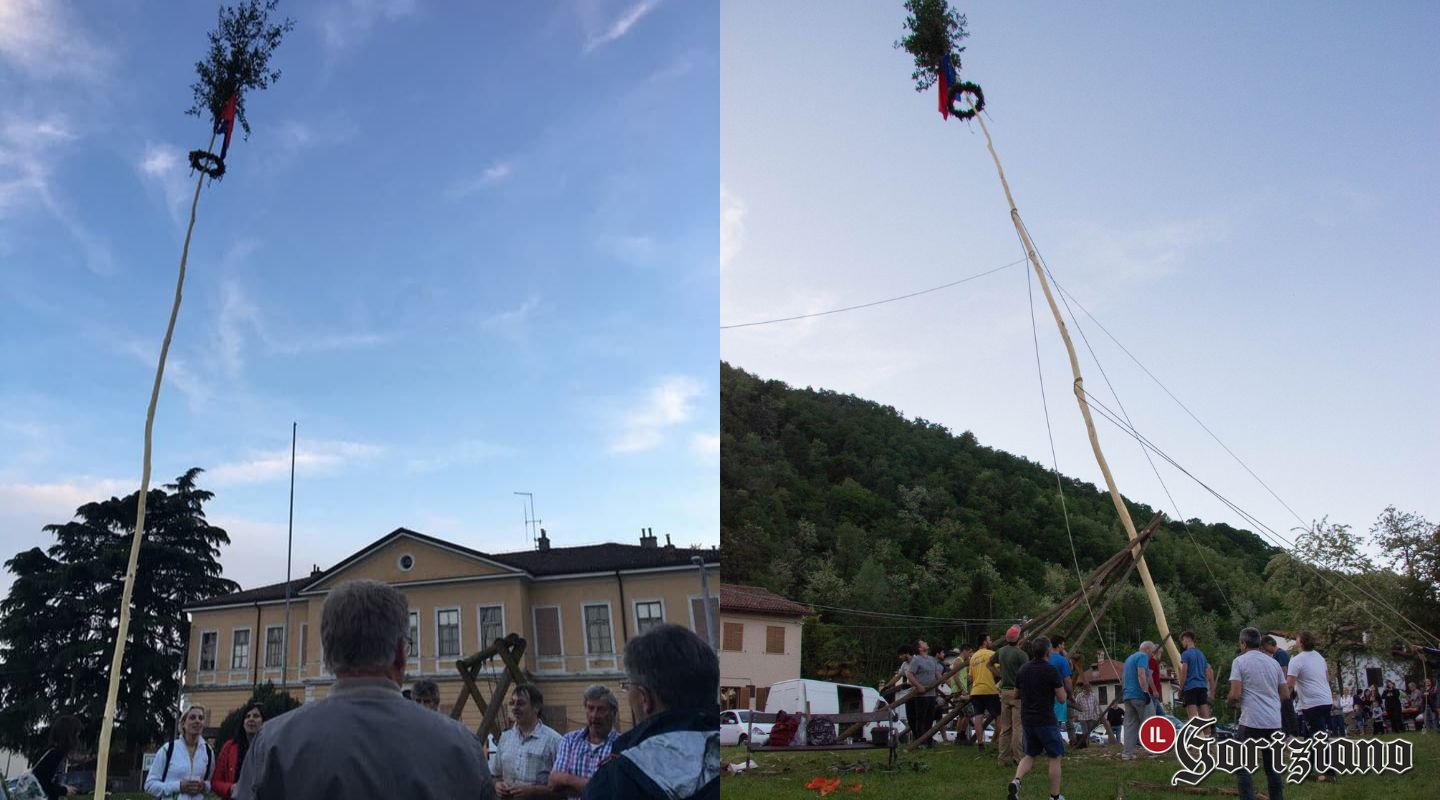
[1018,216,1240,623]
[1023,245,1114,665]
[1079,389,1439,646]
[719,258,1026,329]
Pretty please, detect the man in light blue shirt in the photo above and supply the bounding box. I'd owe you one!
[1120,642,1155,759]
[1048,636,1074,743]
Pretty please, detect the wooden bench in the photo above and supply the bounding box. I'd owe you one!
[742,709,900,767]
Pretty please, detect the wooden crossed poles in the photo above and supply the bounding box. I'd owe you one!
[449,633,529,744]
[843,513,1167,749]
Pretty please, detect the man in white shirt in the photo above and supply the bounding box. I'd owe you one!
[1228,627,1290,800]
[1287,630,1336,782]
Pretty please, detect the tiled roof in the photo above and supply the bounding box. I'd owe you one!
[186,527,719,610]
[187,576,314,610]
[719,584,813,617]
[493,542,719,576]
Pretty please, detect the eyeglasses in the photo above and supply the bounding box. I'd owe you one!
[620,681,645,692]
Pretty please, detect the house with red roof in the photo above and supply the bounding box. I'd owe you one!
[719,584,813,709]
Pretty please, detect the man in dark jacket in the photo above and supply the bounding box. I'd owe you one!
[583,624,719,799]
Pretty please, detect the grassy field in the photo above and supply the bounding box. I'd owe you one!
[721,731,1438,800]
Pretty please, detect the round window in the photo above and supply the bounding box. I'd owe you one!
[397,553,415,571]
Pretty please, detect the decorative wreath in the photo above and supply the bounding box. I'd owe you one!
[188,149,226,179]
[947,81,986,120]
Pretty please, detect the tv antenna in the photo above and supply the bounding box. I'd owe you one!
[513,491,541,549]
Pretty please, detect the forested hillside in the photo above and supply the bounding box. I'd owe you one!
[721,362,1286,684]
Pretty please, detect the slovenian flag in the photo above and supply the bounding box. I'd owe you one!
[216,93,238,160]
[938,53,957,119]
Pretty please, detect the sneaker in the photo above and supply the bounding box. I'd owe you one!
[1007,779,1021,800]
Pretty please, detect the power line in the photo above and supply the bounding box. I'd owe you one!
[722,585,1015,624]
[1019,217,1239,622]
[1079,388,1439,646]
[719,258,1026,329]
[1022,249,1114,665]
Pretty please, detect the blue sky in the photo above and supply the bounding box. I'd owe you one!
[722,3,1438,563]
[0,0,718,595]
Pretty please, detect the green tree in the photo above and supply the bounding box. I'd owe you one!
[214,682,302,747]
[0,469,238,767]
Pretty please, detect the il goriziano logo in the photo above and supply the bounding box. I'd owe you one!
[1144,717,1416,785]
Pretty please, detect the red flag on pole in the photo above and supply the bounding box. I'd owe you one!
[216,93,238,160]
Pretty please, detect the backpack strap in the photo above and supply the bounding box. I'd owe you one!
[204,741,214,781]
[160,739,176,781]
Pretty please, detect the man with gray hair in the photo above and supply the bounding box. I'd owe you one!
[1229,626,1289,800]
[583,624,719,799]
[1120,641,1155,760]
[233,580,495,799]
[548,684,620,796]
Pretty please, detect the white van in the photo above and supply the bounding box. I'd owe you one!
[763,678,906,743]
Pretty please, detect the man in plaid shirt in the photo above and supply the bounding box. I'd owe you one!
[549,684,620,796]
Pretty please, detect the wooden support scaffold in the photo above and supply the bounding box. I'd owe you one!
[837,513,1166,750]
[449,633,528,745]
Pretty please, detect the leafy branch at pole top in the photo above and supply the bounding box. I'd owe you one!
[896,0,984,119]
[186,0,295,143]
[895,0,969,92]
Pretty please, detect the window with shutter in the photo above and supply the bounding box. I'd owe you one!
[690,596,720,636]
[535,607,562,657]
[765,625,785,654]
[722,622,744,651]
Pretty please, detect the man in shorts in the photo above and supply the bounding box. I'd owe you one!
[969,633,1001,752]
[1007,636,1067,800]
[1178,631,1215,735]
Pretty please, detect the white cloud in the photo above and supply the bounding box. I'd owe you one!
[691,432,720,458]
[0,115,114,274]
[480,295,540,338]
[583,0,663,54]
[603,234,657,265]
[720,185,746,269]
[451,161,514,197]
[609,375,703,453]
[0,476,134,595]
[136,142,191,221]
[214,279,388,375]
[319,0,418,51]
[207,440,384,486]
[0,0,110,81]
[406,440,515,473]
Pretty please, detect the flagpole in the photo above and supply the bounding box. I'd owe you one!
[282,421,296,691]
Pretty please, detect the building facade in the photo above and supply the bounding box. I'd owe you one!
[182,527,720,735]
[718,584,811,710]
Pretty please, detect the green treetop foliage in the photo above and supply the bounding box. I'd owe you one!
[0,469,238,764]
[186,0,295,138]
[215,682,302,747]
[721,363,1290,683]
[895,0,969,92]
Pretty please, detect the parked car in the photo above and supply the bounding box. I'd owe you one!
[765,678,906,744]
[720,709,774,746]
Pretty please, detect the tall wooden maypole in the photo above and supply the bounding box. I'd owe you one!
[897,0,1183,671]
[91,4,292,795]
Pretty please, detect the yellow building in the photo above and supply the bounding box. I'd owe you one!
[182,527,720,735]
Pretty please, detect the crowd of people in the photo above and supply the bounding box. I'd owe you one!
[22,579,719,799]
[873,624,1438,800]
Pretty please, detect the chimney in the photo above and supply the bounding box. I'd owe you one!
[537,528,551,552]
[664,533,674,550]
[640,527,657,549]
[311,564,321,576]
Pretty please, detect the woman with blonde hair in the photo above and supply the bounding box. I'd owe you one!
[144,704,213,799]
